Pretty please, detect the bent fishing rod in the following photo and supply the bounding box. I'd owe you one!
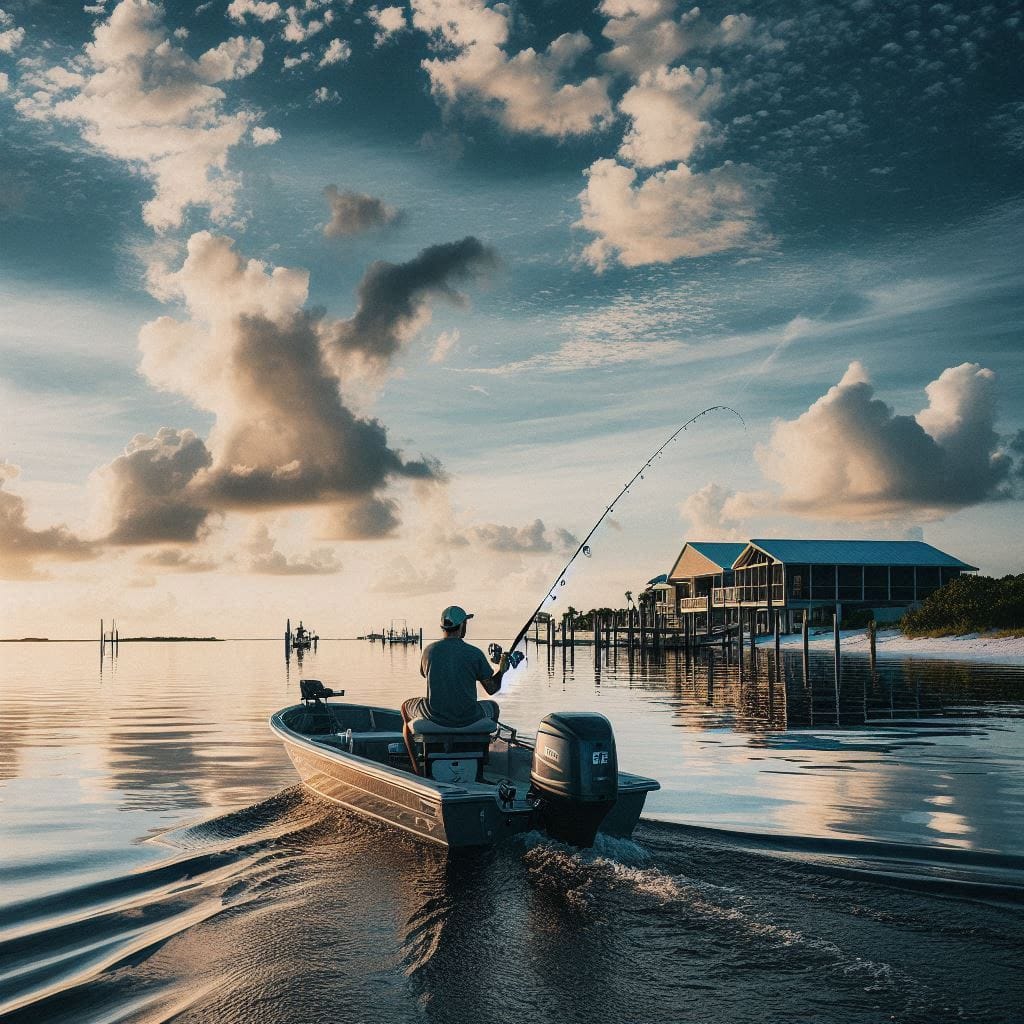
[488,405,746,669]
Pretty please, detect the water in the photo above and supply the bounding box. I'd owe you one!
[1,640,1023,1023]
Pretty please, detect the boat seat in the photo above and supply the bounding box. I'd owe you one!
[409,716,498,736]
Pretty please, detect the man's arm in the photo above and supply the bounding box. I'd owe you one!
[479,652,510,696]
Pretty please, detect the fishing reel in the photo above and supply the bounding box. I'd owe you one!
[487,643,525,669]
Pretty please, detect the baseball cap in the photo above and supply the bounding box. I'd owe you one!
[441,605,474,628]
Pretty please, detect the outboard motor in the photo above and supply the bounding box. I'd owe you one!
[530,712,618,847]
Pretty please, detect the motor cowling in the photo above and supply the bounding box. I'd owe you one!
[530,712,618,847]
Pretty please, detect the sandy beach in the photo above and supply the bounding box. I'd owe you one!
[759,627,1024,665]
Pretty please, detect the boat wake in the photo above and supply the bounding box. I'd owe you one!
[2,796,1022,1024]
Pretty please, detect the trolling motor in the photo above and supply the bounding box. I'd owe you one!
[487,643,525,668]
[300,678,344,704]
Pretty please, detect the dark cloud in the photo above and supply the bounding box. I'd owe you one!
[323,185,402,237]
[327,236,499,368]
[0,462,97,580]
[469,518,578,554]
[103,428,213,544]
[201,311,440,509]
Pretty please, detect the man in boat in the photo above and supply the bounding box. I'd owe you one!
[401,605,509,770]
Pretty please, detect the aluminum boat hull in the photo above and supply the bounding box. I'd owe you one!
[271,702,658,849]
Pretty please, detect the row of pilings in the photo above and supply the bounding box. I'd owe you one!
[526,606,881,686]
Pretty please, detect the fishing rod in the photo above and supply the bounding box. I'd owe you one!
[488,405,746,670]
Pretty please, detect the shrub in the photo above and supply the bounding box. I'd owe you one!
[901,574,1024,636]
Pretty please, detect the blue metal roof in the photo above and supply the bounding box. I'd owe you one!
[741,539,977,570]
[646,573,669,586]
[688,542,747,570]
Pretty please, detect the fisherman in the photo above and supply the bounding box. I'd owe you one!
[401,605,510,771]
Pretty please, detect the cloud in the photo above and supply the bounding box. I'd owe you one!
[100,428,214,544]
[468,518,577,554]
[325,236,498,371]
[251,125,281,145]
[430,328,459,364]
[227,0,282,22]
[411,0,612,137]
[319,37,351,67]
[283,50,311,68]
[679,482,745,539]
[0,462,98,579]
[755,362,1015,520]
[312,85,339,103]
[471,336,682,375]
[368,5,406,46]
[117,231,490,540]
[284,5,324,43]
[576,158,765,269]
[618,64,722,168]
[0,71,8,93]
[322,185,401,237]
[0,7,24,53]
[245,523,341,574]
[139,547,219,572]
[14,0,264,231]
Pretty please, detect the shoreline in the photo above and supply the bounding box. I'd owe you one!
[758,627,1024,665]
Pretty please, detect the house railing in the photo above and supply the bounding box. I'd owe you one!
[713,587,740,604]
[678,597,708,611]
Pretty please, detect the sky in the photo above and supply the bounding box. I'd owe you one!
[0,0,1022,639]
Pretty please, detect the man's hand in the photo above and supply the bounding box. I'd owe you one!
[498,652,510,674]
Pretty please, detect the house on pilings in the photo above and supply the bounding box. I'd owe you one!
[667,541,746,634]
[665,538,977,635]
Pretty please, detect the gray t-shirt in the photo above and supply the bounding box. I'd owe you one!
[419,637,495,726]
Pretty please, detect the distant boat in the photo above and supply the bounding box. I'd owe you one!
[271,684,659,849]
[368,619,421,645]
[286,619,318,653]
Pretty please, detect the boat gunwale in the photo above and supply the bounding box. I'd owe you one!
[270,703,499,806]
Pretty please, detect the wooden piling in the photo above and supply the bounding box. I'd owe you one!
[593,613,600,652]
[833,606,841,688]
[737,611,745,677]
[773,610,781,681]
[801,613,809,687]
[626,609,634,650]
[868,619,877,680]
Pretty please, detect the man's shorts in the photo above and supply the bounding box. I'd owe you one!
[401,697,500,726]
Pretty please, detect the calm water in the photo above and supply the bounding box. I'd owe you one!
[1,639,1023,1023]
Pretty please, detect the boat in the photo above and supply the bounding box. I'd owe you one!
[286,619,318,652]
[271,681,659,849]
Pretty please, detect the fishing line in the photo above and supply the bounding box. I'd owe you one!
[492,405,746,681]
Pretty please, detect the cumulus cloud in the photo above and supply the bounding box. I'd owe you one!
[14,0,264,231]
[227,0,282,22]
[576,158,764,269]
[245,523,341,574]
[100,428,214,544]
[679,482,744,539]
[251,125,281,145]
[372,553,456,595]
[618,64,722,168]
[107,231,491,541]
[756,362,1015,520]
[319,37,351,67]
[0,71,8,93]
[0,462,97,579]
[0,8,25,53]
[325,236,498,371]
[411,0,612,137]
[368,5,406,46]
[323,185,401,237]
[312,85,339,103]
[600,1,776,74]
[284,5,324,42]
